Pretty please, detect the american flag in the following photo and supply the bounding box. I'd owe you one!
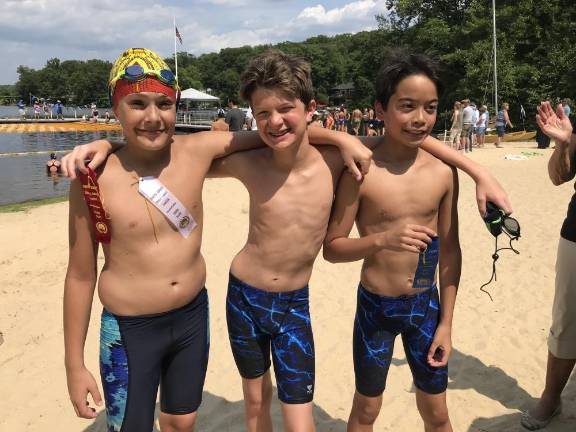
[175,27,183,44]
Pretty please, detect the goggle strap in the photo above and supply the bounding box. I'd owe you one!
[480,235,521,301]
[480,236,499,302]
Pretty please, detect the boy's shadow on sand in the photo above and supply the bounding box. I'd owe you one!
[394,349,576,431]
[449,350,576,431]
[84,350,575,431]
[84,390,347,432]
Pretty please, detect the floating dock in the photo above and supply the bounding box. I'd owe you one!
[0,119,210,133]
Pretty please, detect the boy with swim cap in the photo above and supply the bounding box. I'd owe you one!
[324,52,460,431]
[63,47,284,432]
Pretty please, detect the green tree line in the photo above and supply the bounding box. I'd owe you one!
[8,0,576,128]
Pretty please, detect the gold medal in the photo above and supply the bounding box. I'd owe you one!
[179,216,190,229]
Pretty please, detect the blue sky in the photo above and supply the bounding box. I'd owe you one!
[0,0,389,84]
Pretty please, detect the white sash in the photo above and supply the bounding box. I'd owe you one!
[138,176,196,238]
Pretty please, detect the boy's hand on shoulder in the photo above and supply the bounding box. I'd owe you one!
[61,140,114,179]
[338,135,372,181]
[378,224,436,253]
[66,366,102,419]
[427,323,452,368]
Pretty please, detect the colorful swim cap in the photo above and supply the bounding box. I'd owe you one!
[109,48,180,107]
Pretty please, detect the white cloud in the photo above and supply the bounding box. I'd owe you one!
[297,0,387,25]
[184,0,388,55]
[0,0,388,84]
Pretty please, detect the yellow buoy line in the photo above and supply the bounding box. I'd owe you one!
[0,122,122,133]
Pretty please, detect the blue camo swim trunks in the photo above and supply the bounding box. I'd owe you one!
[226,273,315,404]
[353,237,448,396]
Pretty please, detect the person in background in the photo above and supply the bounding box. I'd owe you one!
[225,99,246,132]
[17,99,26,120]
[495,102,513,148]
[562,98,571,117]
[460,99,473,152]
[309,111,324,128]
[448,101,462,149]
[33,100,41,120]
[476,105,488,148]
[325,111,335,130]
[562,98,572,127]
[351,108,363,136]
[211,111,230,131]
[244,106,257,131]
[361,107,370,136]
[46,153,61,174]
[91,103,99,123]
[55,100,64,120]
[43,102,51,119]
[366,108,379,136]
[469,102,478,149]
[337,108,347,132]
[104,111,111,124]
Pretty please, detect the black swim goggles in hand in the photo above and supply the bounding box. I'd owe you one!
[480,202,521,300]
[484,202,520,239]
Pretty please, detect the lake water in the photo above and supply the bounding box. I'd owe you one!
[0,130,123,205]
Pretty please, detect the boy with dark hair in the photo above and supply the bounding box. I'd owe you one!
[324,52,460,432]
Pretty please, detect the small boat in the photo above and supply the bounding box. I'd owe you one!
[483,130,536,143]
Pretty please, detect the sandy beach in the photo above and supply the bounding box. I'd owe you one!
[1,143,575,431]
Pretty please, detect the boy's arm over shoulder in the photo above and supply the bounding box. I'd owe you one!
[420,135,512,215]
[323,171,364,262]
[61,140,121,179]
[207,147,255,179]
[64,180,103,419]
[428,163,461,368]
[307,127,372,180]
[182,130,265,162]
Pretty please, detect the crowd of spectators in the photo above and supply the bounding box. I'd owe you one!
[309,105,385,136]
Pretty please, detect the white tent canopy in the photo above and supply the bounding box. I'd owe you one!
[180,88,219,102]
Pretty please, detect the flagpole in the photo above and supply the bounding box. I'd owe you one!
[173,17,179,83]
[492,0,498,114]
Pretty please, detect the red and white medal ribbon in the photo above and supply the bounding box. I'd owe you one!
[78,167,112,243]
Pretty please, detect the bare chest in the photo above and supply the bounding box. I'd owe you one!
[98,166,204,239]
[246,165,335,234]
[359,167,444,230]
